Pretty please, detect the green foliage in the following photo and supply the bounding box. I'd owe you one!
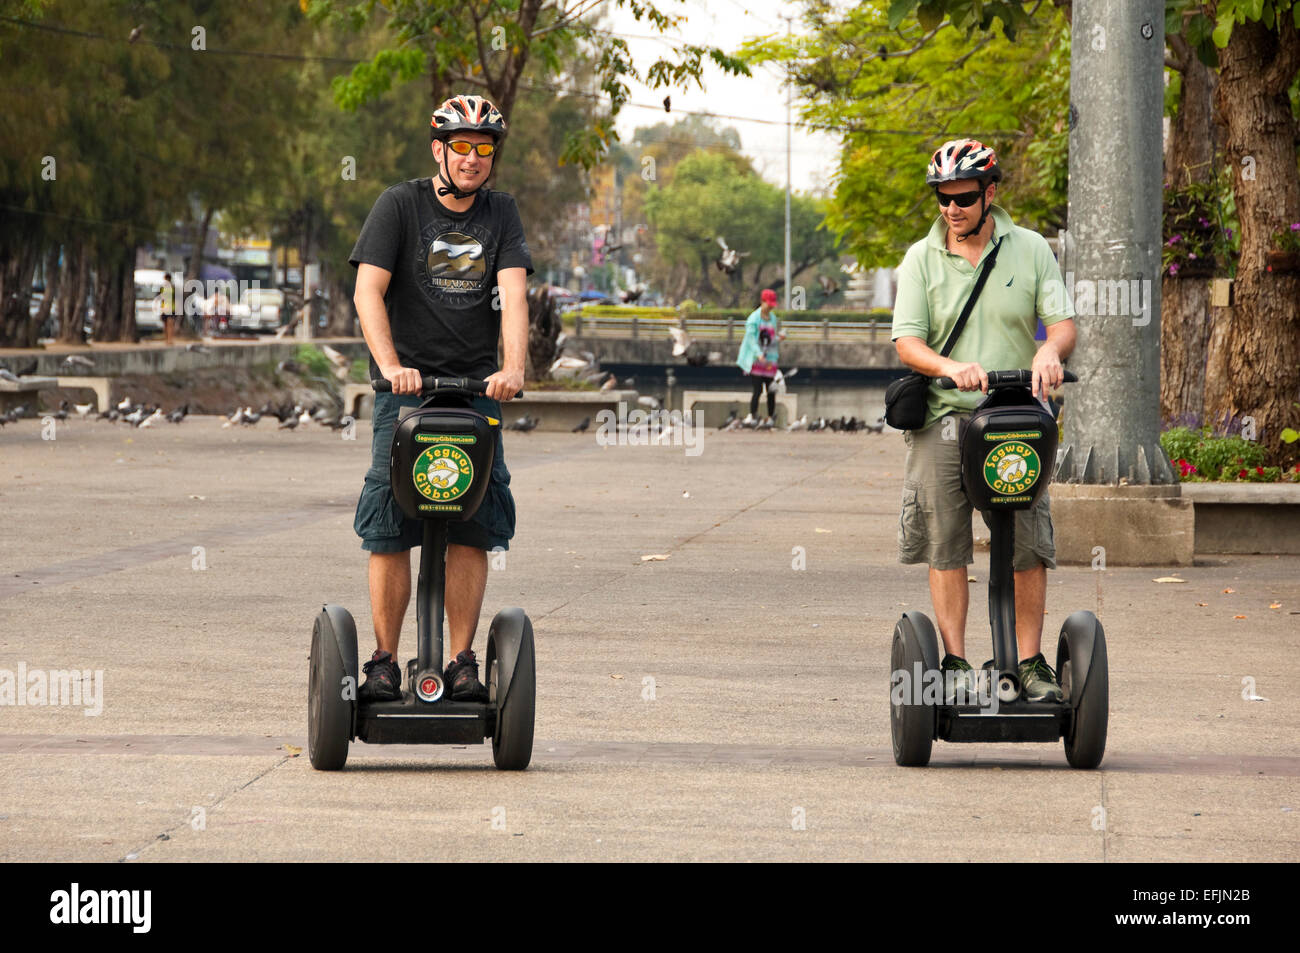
[743,1,1070,269]
[1270,221,1300,251]
[1163,175,1240,276]
[350,357,371,383]
[641,149,839,305]
[295,344,336,379]
[306,0,749,170]
[1162,426,1268,480]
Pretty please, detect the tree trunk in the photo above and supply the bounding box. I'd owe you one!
[0,237,40,347]
[57,242,89,345]
[187,206,215,288]
[1206,18,1300,468]
[1161,47,1216,426]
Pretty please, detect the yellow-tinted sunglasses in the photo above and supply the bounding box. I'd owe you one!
[446,140,497,157]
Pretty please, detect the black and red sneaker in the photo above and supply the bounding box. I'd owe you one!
[359,649,401,702]
[444,649,489,702]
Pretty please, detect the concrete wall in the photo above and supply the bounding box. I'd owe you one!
[568,337,905,370]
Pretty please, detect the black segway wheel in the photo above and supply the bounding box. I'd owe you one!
[487,609,535,771]
[1058,611,1108,769]
[890,612,939,767]
[308,609,353,771]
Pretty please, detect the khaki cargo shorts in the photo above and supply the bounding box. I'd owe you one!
[898,413,1056,571]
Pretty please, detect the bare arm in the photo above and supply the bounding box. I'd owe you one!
[485,267,527,401]
[354,263,421,395]
[895,335,988,393]
[1032,318,1076,399]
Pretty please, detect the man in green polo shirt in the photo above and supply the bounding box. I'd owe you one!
[891,138,1076,703]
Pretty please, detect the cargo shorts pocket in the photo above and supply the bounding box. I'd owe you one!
[354,476,407,547]
[898,481,926,564]
[1013,497,1057,571]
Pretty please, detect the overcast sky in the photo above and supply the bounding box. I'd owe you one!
[604,0,842,194]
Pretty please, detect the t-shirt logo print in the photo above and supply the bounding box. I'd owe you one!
[426,230,486,288]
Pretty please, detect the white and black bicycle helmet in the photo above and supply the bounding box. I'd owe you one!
[926,138,1002,186]
[430,95,507,199]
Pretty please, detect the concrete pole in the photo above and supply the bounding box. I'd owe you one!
[1057,0,1173,485]
[783,14,793,310]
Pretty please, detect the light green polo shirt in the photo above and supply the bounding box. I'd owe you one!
[891,205,1073,429]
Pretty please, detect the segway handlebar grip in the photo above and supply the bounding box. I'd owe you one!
[934,369,1078,390]
[370,377,524,398]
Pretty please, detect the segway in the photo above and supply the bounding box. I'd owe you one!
[890,369,1108,769]
[309,376,536,771]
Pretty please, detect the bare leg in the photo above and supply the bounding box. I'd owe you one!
[445,544,488,658]
[928,566,970,658]
[1014,564,1047,660]
[368,550,411,657]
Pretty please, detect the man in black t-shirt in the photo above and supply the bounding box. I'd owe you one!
[349,94,533,703]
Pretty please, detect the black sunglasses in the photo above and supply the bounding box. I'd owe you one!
[936,188,985,208]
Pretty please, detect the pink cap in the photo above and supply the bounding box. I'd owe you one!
[761,289,778,305]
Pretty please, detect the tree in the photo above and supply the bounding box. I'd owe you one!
[308,0,748,169]
[741,0,1070,270]
[642,149,838,305]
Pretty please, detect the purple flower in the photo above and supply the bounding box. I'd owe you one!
[1226,228,1234,238]
[1291,223,1300,231]
[1169,262,1180,276]
[1199,217,1211,227]
[1170,234,1182,244]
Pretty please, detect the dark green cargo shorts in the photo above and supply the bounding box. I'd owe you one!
[354,391,516,553]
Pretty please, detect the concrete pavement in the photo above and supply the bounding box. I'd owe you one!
[0,414,1296,861]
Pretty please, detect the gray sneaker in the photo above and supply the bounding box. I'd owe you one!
[940,654,978,704]
[1018,653,1064,703]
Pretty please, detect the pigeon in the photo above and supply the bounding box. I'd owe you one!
[715,236,750,275]
[0,368,20,384]
[718,410,738,430]
[325,416,353,431]
[298,408,313,428]
[61,355,94,370]
[507,415,539,432]
[786,414,808,432]
[600,374,616,392]
[53,400,69,421]
[276,359,302,375]
[311,405,331,423]
[166,404,189,424]
[128,24,142,43]
[279,414,299,431]
[15,359,37,376]
[9,404,27,419]
[137,408,164,429]
[637,395,660,411]
[864,416,885,434]
[74,402,94,418]
[186,343,209,354]
[117,395,133,411]
[222,407,245,428]
[663,94,671,113]
[240,407,262,426]
[99,409,120,422]
[668,326,692,358]
[571,417,590,433]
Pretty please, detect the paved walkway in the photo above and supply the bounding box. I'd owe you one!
[0,417,1296,861]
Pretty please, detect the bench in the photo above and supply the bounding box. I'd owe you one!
[55,376,113,412]
[681,389,797,428]
[342,382,372,419]
[0,376,58,413]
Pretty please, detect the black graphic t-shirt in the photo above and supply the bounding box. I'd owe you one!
[349,178,533,381]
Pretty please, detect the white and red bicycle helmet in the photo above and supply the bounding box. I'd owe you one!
[431,94,507,142]
[926,139,1002,186]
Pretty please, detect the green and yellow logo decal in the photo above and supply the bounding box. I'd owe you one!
[413,443,474,503]
[983,440,1041,496]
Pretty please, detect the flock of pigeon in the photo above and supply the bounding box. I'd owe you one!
[717,410,887,434]
[0,393,352,431]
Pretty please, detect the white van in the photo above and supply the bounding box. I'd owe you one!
[134,269,169,333]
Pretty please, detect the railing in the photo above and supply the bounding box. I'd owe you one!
[569,314,893,343]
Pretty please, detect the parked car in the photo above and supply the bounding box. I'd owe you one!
[238,287,285,332]
[134,269,167,333]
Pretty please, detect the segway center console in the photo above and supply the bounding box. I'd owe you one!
[308,376,536,770]
[890,369,1108,769]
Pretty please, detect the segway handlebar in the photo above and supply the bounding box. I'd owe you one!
[371,376,524,399]
[935,369,1077,390]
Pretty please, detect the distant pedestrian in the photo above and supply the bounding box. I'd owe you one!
[735,288,785,425]
[157,273,177,346]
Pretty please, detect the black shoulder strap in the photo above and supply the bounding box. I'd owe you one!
[938,236,1003,358]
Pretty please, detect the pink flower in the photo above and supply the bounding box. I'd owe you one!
[1189,253,1198,259]
[1169,263,1180,276]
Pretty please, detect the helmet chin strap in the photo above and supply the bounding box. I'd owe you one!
[435,148,484,200]
[955,190,992,243]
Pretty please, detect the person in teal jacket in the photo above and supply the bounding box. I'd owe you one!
[735,288,785,425]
